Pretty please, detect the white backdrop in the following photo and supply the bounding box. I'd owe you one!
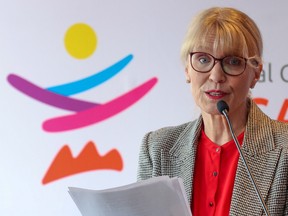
[1,0,287,215]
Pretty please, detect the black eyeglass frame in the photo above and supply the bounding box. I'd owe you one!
[189,52,248,76]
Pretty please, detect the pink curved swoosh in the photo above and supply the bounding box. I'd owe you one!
[43,77,158,132]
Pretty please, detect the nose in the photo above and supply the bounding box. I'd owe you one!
[208,61,226,83]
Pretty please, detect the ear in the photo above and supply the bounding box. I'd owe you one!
[185,66,191,82]
[250,64,263,88]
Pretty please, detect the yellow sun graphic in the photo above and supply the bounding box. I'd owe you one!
[64,23,97,59]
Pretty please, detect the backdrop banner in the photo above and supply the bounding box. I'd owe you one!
[1,0,287,215]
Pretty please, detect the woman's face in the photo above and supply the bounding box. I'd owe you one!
[185,45,262,116]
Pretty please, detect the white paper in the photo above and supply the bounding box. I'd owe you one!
[68,176,192,216]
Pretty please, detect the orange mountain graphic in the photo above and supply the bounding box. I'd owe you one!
[42,141,123,184]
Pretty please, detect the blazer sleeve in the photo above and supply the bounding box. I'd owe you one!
[283,148,288,214]
[137,132,153,181]
[285,191,288,215]
[285,160,288,215]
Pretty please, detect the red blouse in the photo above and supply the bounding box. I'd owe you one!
[191,129,244,216]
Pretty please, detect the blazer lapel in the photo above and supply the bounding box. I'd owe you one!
[161,117,203,203]
[230,101,282,215]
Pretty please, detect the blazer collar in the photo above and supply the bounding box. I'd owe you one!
[169,117,202,157]
[168,99,275,156]
[242,100,275,155]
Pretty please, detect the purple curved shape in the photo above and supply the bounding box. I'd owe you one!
[43,77,158,132]
[7,74,99,111]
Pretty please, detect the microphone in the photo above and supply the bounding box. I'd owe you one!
[216,100,229,114]
[216,100,270,216]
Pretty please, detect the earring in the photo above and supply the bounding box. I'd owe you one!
[186,79,191,83]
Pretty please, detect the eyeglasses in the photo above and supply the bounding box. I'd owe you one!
[189,52,248,76]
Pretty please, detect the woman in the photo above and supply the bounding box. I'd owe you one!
[137,7,288,215]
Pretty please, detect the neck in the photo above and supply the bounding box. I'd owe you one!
[201,102,249,146]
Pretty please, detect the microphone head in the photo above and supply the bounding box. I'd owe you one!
[217,100,229,115]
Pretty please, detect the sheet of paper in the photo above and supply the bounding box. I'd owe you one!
[68,176,192,216]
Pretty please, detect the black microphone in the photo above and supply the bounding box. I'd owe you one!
[216,100,270,216]
[217,100,229,115]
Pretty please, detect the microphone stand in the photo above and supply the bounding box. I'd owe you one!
[221,109,270,216]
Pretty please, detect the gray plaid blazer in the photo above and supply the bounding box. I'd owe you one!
[137,100,288,215]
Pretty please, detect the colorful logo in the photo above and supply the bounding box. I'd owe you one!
[7,23,158,184]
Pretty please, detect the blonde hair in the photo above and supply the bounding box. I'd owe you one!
[180,7,263,66]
